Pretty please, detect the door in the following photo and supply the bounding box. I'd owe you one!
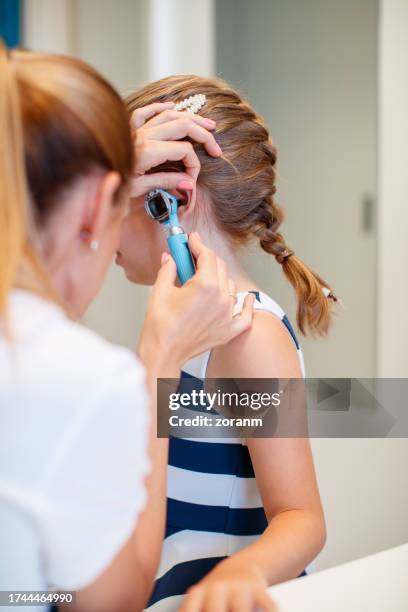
[216,0,378,377]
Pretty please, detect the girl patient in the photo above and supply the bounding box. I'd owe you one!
[118,75,337,612]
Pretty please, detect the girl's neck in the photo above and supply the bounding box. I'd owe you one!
[198,228,260,293]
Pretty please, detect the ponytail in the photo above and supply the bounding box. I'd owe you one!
[282,254,337,337]
[258,221,337,336]
[0,40,27,322]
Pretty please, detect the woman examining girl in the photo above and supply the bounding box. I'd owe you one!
[0,46,254,612]
[118,75,338,612]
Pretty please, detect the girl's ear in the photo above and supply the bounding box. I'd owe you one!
[174,184,197,224]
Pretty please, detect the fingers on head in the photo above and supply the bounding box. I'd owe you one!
[131,102,174,129]
[131,172,194,197]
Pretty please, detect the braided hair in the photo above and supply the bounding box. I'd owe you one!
[126,75,337,336]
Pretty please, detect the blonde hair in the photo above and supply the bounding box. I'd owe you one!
[126,74,337,336]
[0,41,133,325]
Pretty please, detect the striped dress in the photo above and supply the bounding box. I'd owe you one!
[147,291,307,610]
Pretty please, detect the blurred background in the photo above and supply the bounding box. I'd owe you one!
[2,0,408,576]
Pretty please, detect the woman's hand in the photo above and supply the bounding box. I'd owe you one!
[138,233,255,376]
[179,558,277,612]
[130,101,222,197]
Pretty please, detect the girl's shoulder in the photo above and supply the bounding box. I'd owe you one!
[206,290,305,379]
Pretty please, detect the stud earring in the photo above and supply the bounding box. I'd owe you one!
[90,240,99,252]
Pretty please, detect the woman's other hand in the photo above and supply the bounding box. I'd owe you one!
[138,233,255,375]
[130,102,222,197]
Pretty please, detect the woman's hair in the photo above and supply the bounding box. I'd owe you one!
[0,40,133,322]
[126,74,337,336]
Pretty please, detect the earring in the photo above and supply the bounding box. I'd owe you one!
[90,240,99,252]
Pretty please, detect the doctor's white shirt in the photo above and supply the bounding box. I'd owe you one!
[0,290,150,603]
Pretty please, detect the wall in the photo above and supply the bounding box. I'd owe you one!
[149,0,215,80]
[377,0,408,376]
[312,438,408,570]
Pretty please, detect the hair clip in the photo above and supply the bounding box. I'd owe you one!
[175,93,206,114]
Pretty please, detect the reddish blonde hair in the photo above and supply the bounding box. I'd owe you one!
[0,41,133,323]
[126,74,337,336]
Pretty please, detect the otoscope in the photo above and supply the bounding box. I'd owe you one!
[144,188,196,284]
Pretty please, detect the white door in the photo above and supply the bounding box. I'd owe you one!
[216,0,378,377]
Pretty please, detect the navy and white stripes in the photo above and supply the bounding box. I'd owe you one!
[147,291,306,610]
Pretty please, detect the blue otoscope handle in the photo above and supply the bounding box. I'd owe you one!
[167,233,195,284]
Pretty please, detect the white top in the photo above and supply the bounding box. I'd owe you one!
[0,290,150,599]
[268,543,408,612]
